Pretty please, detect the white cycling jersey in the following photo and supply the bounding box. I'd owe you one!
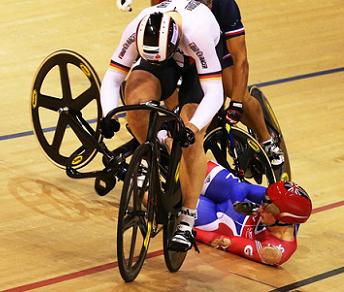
[101,0,224,130]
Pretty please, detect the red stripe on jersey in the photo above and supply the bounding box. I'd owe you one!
[199,72,222,80]
[109,60,130,73]
[206,160,220,176]
[225,28,245,37]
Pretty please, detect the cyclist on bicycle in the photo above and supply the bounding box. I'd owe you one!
[194,161,312,265]
[117,0,285,168]
[100,0,224,251]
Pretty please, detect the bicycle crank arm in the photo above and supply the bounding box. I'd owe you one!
[66,166,102,179]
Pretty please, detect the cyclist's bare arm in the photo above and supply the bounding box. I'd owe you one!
[225,35,249,102]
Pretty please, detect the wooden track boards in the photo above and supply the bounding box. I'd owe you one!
[0,0,343,291]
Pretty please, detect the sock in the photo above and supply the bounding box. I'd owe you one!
[180,207,197,229]
[261,137,273,146]
[157,129,168,145]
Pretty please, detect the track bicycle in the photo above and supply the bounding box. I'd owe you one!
[32,90,187,281]
[103,101,192,282]
[30,50,188,282]
[30,49,291,281]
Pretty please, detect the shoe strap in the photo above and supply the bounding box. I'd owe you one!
[192,230,200,253]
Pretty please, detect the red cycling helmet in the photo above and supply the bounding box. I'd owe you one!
[265,181,312,224]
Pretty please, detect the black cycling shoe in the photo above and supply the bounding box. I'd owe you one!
[261,138,285,168]
[168,223,199,253]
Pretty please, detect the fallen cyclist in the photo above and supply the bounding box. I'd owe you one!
[194,161,312,265]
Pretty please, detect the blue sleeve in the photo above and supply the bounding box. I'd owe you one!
[204,168,267,204]
[229,182,266,204]
[211,0,245,39]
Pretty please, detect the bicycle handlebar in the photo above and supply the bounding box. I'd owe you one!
[104,101,186,131]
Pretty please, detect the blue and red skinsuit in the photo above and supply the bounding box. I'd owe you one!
[195,161,298,265]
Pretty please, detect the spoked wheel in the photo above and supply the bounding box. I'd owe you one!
[204,126,276,186]
[163,212,187,272]
[155,145,187,272]
[117,143,156,282]
[31,50,102,169]
[248,85,291,181]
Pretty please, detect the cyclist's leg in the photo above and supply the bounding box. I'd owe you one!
[179,104,208,209]
[168,66,207,252]
[163,89,179,110]
[179,104,207,208]
[175,66,207,215]
[125,59,179,143]
[168,104,207,251]
[125,70,160,142]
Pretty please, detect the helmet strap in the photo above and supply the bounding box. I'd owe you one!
[267,220,293,227]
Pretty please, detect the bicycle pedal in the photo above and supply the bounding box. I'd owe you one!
[94,171,116,196]
[167,241,191,252]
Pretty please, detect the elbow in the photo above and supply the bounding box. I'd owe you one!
[239,58,249,73]
[244,59,249,73]
[260,246,283,266]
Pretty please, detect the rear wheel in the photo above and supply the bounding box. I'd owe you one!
[248,85,291,181]
[117,144,155,282]
[204,126,276,186]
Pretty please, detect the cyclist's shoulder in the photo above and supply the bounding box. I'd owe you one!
[212,0,241,11]
[181,7,220,45]
[179,0,218,24]
[211,0,243,28]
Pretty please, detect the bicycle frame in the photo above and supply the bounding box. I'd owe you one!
[106,101,185,222]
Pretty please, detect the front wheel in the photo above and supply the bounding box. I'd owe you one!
[163,212,187,272]
[117,143,155,282]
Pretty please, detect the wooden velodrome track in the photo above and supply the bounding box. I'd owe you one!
[1,0,343,291]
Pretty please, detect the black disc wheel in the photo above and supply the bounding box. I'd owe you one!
[248,85,291,181]
[117,144,156,282]
[31,49,102,169]
[204,126,276,186]
[163,213,187,272]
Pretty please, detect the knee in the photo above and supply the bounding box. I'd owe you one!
[194,127,206,145]
[125,71,161,105]
[180,103,198,120]
[183,129,205,156]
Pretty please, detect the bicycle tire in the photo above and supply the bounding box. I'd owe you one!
[117,143,155,282]
[248,85,291,181]
[155,139,187,272]
[31,49,102,169]
[163,212,187,272]
[204,126,276,186]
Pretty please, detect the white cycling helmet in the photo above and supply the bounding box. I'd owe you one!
[136,12,180,64]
